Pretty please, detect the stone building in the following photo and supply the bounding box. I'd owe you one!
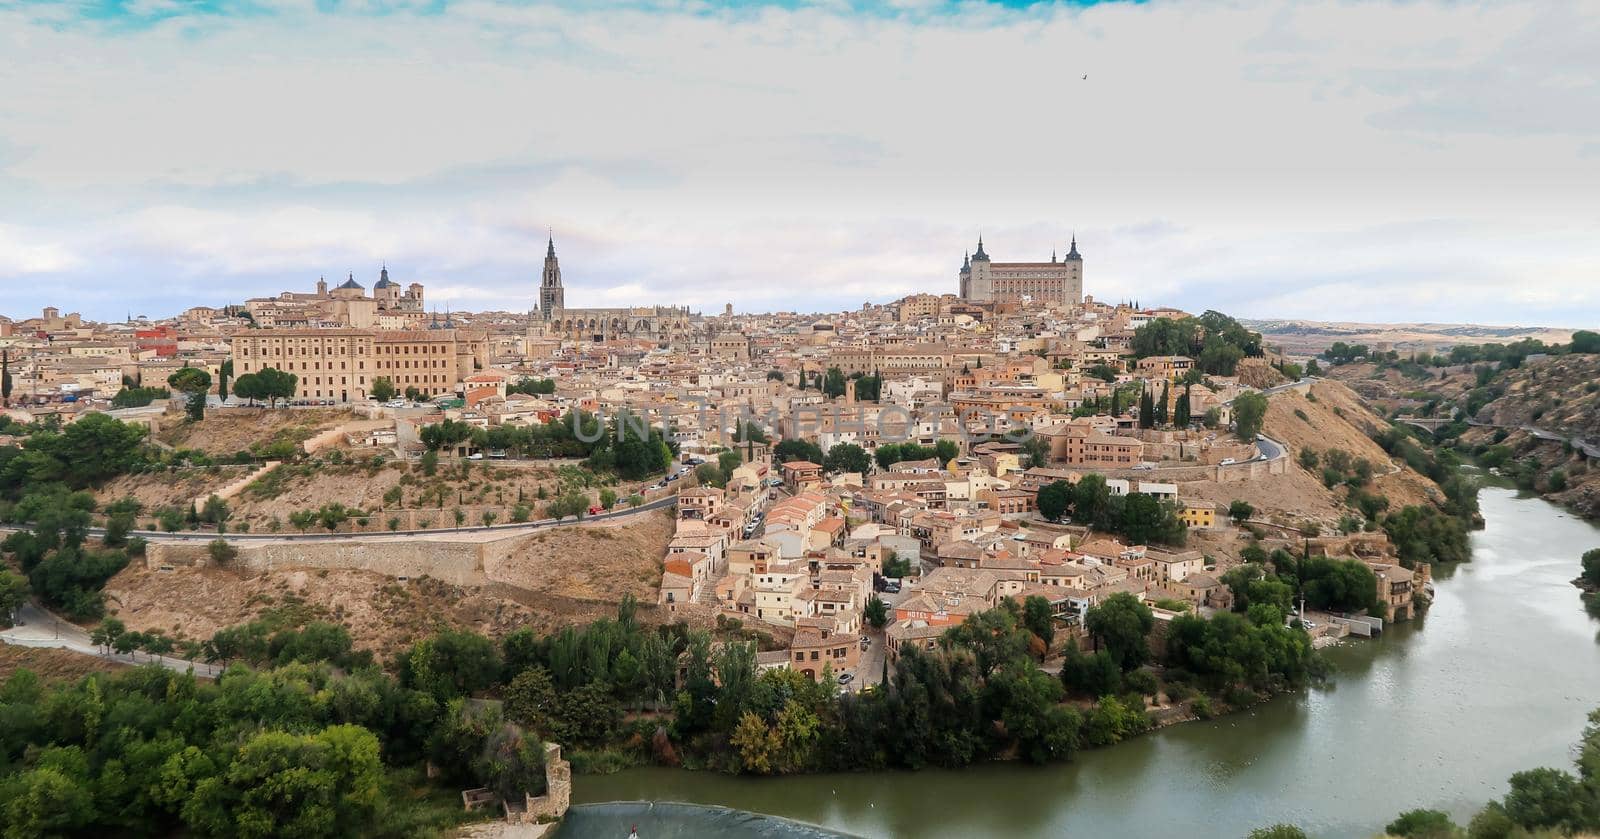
[243,267,425,329]
[231,326,489,402]
[959,235,1083,306]
[530,236,698,344]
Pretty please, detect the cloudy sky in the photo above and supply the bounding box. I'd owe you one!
[1,0,1597,326]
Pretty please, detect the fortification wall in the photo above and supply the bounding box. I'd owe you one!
[145,532,535,586]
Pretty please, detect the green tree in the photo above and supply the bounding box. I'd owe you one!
[1233,391,1268,441]
[695,462,726,488]
[0,569,28,625]
[216,725,383,839]
[1171,385,1196,425]
[1228,499,1255,525]
[1085,592,1154,671]
[1583,548,1600,588]
[166,367,212,421]
[370,377,397,403]
[1,766,95,837]
[217,359,232,401]
[1247,826,1307,839]
[1502,767,1587,832]
[773,439,824,464]
[824,443,871,475]
[1022,595,1055,647]
[1385,809,1460,838]
[1037,480,1072,522]
[864,595,888,628]
[822,366,847,399]
[1138,389,1155,429]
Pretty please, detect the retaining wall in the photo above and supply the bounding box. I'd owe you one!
[145,532,535,586]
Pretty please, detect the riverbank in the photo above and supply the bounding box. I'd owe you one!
[567,488,1600,839]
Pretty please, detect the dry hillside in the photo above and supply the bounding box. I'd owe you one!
[1263,381,1440,510]
[1473,354,1600,438]
[156,407,354,454]
[103,509,678,660]
[0,644,124,682]
[1176,380,1442,529]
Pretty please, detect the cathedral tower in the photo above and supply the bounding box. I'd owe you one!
[539,235,564,320]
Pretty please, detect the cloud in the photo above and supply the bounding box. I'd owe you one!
[0,0,1596,325]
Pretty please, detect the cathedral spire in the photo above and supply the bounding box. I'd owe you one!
[547,230,555,259]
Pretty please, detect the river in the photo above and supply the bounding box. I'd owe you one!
[566,488,1600,838]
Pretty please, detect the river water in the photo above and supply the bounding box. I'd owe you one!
[568,488,1600,838]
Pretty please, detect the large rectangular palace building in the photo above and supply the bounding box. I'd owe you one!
[958,235,1083,306]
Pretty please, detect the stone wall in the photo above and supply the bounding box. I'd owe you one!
[145,532,532,587]
[513,743,571,825]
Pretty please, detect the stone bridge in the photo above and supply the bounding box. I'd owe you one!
[1395,416,1452,434]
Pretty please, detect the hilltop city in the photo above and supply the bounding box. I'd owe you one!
[0,230,1537,833]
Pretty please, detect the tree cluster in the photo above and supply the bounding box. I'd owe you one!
[873,440,959,470]
[1033,476,1188,546]
[231,367,298,407]
[1131,311,1263,376]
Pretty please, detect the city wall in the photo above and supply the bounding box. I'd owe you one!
[145,531,537,586]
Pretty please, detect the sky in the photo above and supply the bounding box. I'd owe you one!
[0,0,1597,327]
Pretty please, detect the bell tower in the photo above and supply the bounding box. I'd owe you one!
[539,234,564,320]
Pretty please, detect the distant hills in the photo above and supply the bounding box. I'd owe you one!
[1241,319,1576,357]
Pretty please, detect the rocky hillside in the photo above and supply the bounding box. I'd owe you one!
[1330,352,1600,520]
[1177,380,1447,536]
[1471,354,1600,438]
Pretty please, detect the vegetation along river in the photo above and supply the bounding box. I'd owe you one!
[567,487,1600,838]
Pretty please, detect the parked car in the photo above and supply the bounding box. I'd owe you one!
[467,453,483,460]
[1220,458,1237,466]
[588,505,603,515]
[837,673,854,684]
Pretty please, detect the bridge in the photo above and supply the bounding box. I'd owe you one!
[1395,416,1452,434]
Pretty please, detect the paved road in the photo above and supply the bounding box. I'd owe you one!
[1253,434,1284,462]
[2,493,679,545]
[1466,419,1600,458]
[1,601,224,678]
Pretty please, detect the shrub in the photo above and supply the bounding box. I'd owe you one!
[207,539,238,565]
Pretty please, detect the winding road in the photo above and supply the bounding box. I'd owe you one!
[1466,419,1600,459]
[1,601,225,678]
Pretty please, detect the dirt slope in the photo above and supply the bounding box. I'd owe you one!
[157,408,353,454]
[1177,380,1443,530]
[0,644,123,682]
[103,509,677,660]
[1263,380,1440,510]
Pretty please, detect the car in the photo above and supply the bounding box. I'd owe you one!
[1220,458,1237,466]
[588,505,603,515]
[665,473,679,482]
[1303,620,1318,630]
[467,453,483,460]
[384,399,406,408]
[686,458,705,466]
[837,673,854,684]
